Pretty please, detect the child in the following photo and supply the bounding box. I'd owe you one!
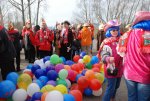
[98,20,123,101]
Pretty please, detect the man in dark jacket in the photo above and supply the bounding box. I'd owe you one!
[0,25,16,80]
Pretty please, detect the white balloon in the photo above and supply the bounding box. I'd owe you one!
[27,83,40,97]
[78,59,84,63]
[65,79,71,88]
[92,88,103,96]
[12,89,27,101]
[39,63,46,69]
[45,61,51,67]
[45,90,63,101]
[23,69,31,73]
[34,60,40,65]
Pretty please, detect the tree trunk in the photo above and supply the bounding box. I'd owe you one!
[21,0,25,26]
[36,0,40,25]
[28,0,32,25]
[0,6,4,25]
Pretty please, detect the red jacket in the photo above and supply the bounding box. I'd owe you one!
[35,28,54,51]
[25,29,36,46]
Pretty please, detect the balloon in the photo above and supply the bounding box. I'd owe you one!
[65,60,74,66]
[44,56,51,63]
[23,69,31,73]
[41,85,54,93]
[64,94,75,101]
[77,63,85,71]
[77,76,89,88]
[46,80,56,86]
[76,74,83,81]
[55,84,68,94]
[90,56,99,65]
[89,79,101,90]
[45,61,51,67]
[47,70,58,81]
[65,79,71,88]
[0,80,16,98]
[80,51,86,58]
[24,71,34,78]
[55,64,64,73]
[69,90,82,101]
[17,74,32,90]
[60,57,66,63]
[85,70,95,80]
[59,69,68,79]
[59,58,63,63]
[31,92,42,101]
[56,79,67,87]
[81,69,87,76]
[6,97,13,101]
[92,88,103,96]
[39,76,49,86]
[46,64,55,73]
[41,92,48,101]
[31,64,41,74]
[45,91,63,101]
[73,55,80,63]
[26,64,33,69]
[50,54,60,65]
[84,88,92,96]
[95,73,104,84]
[78,59,84,63]
[35,69,46,79]
[6,72,19,85]
[71,64,80,72]
[38,62,46,69]
[85,62,92,69]
[92,63,101,68]
[33,80,43,89]
[92,67,100,72]
[27,83,40,97]
[34,60,40,65]
[64,65,71,70]
[67,70,77,81]
[83,55,91,63]
[12,89,27,101]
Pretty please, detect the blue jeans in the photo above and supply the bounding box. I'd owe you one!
[125,79,150,101]
[102,78,121,101]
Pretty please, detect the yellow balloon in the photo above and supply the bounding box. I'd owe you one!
[17,74,32,90]
[55,84,68,94]
[83,55,91,63]
[95,73,104,84]
[41,85,54,93]
[99,64,104,73]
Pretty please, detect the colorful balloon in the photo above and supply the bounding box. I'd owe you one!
[56,79,67,87]
[89,79,101,90]
[77,76,89,89]
[92,88,103,96]
[73,55,80,63]
[41,85,54,93]
[85,70,95,80]
[6,72,19,85]
[50,54,60,65]
[64,94,75,101]
[27,83,40,97]
[45,91,63,101]
[59,69,68,79]
[12,89,27,101]
[55,64,64,73]
[84,88,92,96]
[31,92,42,101]
[39,76,49,86]
[69,90,82,101]
[47,70,58,81]
[55,85,68,94]
[83,55,91,63]
[95,73,104,84]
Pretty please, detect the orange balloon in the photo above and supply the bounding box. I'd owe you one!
[70,90,83,101]
[85,70,95,80]
[89,79,101,90]
[41,92,48,101]
[92,67,100,72]
[77,76,89,89]
[24,71,34,78]
[77,63,85,71]
[64,65,71,70]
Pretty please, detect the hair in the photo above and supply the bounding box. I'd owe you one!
[63,21,70,25]
[132,20,150,31]
[105,26,121,38]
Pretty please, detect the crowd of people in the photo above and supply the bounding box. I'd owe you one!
[0,11,150,101]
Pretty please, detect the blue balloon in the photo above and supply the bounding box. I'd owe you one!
[64,94,75,101]
[39,76,48,86]
[80,51,86,58]
[60,57,66,63]
[0,80,16,98]
[6,72,19,85]
[46,64,55,73]
[33,80,43,89]
[31,92,43,101]
[31,65,41,74]
[65,60,74,66]
[90,56,99,65]
[81,69,87,76]
[84,88,92,96]
[76,74,83,81]
[26,64,33,69]
[43,56,51,63]
[34,69,46,79]
[47,70,58,81]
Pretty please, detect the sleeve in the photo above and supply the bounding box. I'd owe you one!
[48,30,54,42]
[100,45,112,64]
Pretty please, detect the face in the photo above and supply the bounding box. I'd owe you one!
[26,23,31,29]
[64,23,69,28]
[110,29,118,37]
[41,24,46,29]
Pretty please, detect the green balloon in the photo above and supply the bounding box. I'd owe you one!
[86,62,92,69]
[56,79,67,87]
[7,98,13,101]
[59,58,63,63]
[50,54,60,65]
[59,69,68,79]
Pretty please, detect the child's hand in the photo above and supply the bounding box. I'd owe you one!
[109,57,114,63]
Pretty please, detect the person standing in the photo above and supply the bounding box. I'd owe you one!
[118,11,150,101]
[0,25,16,80]
[8,22,22,71]
[35,19,54,58]
[22,26,28,60]
[80,23,92,55]
[60,21,73,60]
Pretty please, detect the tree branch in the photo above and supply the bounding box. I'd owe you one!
[8,0,22,11]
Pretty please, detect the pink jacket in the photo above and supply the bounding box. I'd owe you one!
[124,29,150,84]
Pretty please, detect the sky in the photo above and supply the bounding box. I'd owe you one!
[44,0,77,26]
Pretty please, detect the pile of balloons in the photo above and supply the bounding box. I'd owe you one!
[0,52,104,101]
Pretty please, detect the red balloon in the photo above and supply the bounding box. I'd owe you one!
[77,63,85,71]
[70,90,83,101]
[24,71,34,78]
[77,76,89,89]
[73,55,80,63]
[93,63,101,68]
[70,84,84,93]
[72,64,80,72]
[68,70,77,81]
[92,67,100,72]
[89,79,101,90]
